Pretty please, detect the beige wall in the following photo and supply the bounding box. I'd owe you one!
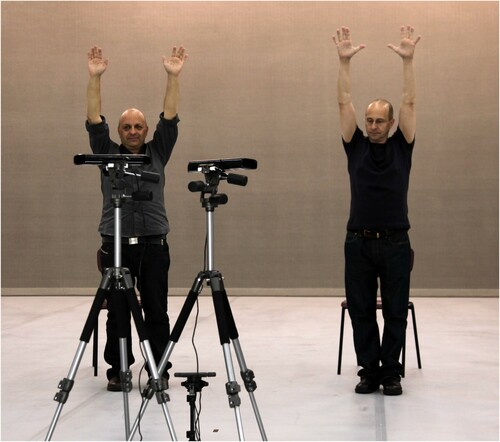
[1,1,498,294]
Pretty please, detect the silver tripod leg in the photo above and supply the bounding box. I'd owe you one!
[137,340,177,441]
[45,341,86,441]
[130,274,205,440]
[209,270,268,441]
[232,338,267,440]
[128,338,176,440]
[222,343,245,440]
[119,337,131,439]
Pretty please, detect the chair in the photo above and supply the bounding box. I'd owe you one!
[336,248,422,378]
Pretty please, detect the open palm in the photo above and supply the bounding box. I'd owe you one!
[388,25,421,59]
[87,46,108,76]
[333,27,365,60]
[162,46,188,76]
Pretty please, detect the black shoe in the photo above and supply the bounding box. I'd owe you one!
[147,375,169,390]
[107,376,122,392]
[107,376,133,392]
[145,360,171,389]
[161,375,169,390]
[381,376,403,396]
[159,362,170,389]
[355,376,380,394]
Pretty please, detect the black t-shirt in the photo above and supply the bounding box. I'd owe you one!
[343,126,414,230]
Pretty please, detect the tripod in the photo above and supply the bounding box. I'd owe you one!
[175,372,216,441]
[45,154,176,441]
[128,158,267,441]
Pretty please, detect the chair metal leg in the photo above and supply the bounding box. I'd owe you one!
[337,304,347,375]
[409,302,422,369]
[92,322,98,376]
[401,330,406,378]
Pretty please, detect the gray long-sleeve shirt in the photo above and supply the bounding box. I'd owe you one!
[86,113,179,237]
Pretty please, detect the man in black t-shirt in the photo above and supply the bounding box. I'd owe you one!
[86,45,188,391]
[332,26,420,395]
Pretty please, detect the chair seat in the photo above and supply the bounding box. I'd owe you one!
[340,299,403,309]
[98,298,142,310]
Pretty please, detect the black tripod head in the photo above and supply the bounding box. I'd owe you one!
[187,158,257,208]
[74,154,160,204]
[174,371,216,393]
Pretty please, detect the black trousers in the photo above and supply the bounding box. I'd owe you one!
[344,230,411,379]
[99,240,171,380]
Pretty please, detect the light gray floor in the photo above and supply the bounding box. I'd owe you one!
[1,295,498,441]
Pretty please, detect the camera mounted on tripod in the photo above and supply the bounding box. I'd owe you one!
[187,158,257,207]
[74,154,160,203]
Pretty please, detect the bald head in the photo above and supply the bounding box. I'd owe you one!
[117,108,149,153]
[366,99,393,120]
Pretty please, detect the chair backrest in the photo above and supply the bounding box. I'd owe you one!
[410,248,415,272]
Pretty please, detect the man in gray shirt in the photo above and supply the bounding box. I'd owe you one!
[86,45,188,391]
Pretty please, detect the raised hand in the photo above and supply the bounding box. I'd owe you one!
[332,26,365,61]
[87,46,108,77]
[162,46,188,77]
[387,25,421,59]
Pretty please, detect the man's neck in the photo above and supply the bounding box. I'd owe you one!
[120,144,145,155]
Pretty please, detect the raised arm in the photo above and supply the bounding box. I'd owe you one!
[162,46,188,120]
[388,25,421,143]
[332,27,365,142]
[86,46,108,124]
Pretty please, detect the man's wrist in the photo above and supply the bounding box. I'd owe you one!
[166,73,180,81]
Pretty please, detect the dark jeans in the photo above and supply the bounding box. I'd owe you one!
[344,230,411,379]
[99,240,171,380]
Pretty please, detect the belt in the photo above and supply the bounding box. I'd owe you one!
[101,235,166,245]
[351,229,401,239]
